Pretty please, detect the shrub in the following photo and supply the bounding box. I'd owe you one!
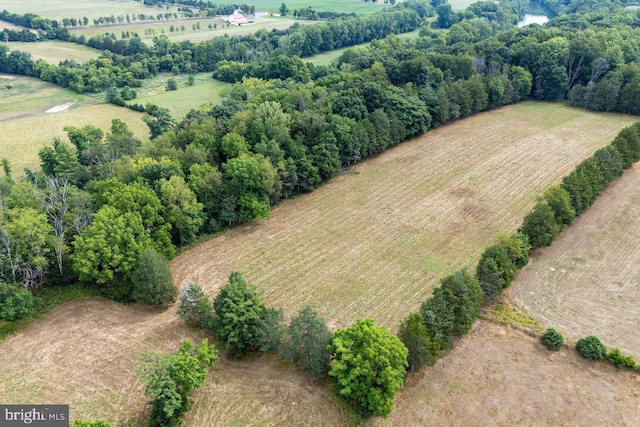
[540,327,564,351]
[0,282,34,321]
[73,421,113,427]
[607,348,637,370]
[131,248,178,307]
[576,335,607,361]
[166,78,177,91]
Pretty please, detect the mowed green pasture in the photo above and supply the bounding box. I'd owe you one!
[70,16,301,43]
[172,102,638,332]
[251,0,385,14]
[0,76,148,174]
[0,0,183,22]
[8,41,102,64]
[134,73,228,119]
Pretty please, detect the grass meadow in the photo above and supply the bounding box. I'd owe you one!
[134,73,228,119]
[7,41,102,64]
[305,29,422,65]
[0,76,148,175]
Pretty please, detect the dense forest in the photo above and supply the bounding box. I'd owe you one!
[2,0,640,423]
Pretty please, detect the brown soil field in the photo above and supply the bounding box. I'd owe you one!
[0,298,353,425]
[1,102,638,425]
[513,163,640,358]
[2,300,639,426]
[172,102,636,332]
[374,320,640,427]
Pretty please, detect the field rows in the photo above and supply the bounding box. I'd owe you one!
[0,103,636,425]
[171,102,636,331]
[514,164,640,358]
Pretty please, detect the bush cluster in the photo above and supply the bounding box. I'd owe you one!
[541,328,564,351]
[576,335,607,361]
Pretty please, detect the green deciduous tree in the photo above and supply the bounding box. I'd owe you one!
[543,185,575,228]
[211,272,265,357]
[398,312,435,372]
[540,327,564,351]
[328,318,408,418]
[131,248,177,307]
[281,304,332,378]
[136,339,218,426]
[72,205,151,299]
[521,202,560,249]
[0,281,34,321]
[159,175,205,245]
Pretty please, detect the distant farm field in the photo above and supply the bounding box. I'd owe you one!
[250,0,385,14]
[0,76,148,174]
[8,41,102,63]
[134,74,228,119]
[0,0,183,22]
[171,102,637,331]
[513,164,640,358]
[69,17,301,43]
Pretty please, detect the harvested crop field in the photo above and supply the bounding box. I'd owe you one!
[0,298,354,425]
[172,102,637,331]
[2,300,638,425]
[373,320,640,426]
[1,102,638,425]
[513,163,640,358]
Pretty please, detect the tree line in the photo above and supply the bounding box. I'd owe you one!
[0,3,425,92]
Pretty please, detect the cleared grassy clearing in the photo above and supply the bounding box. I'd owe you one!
[304,29,422,65]
[376,320,640,426]
[0,0,183,22]
[172,102,636,332]
[513,164,640,358]
[0,21,29,31]
[134,75,228,119]
[8,40,102,63]
[0,76,148,173]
